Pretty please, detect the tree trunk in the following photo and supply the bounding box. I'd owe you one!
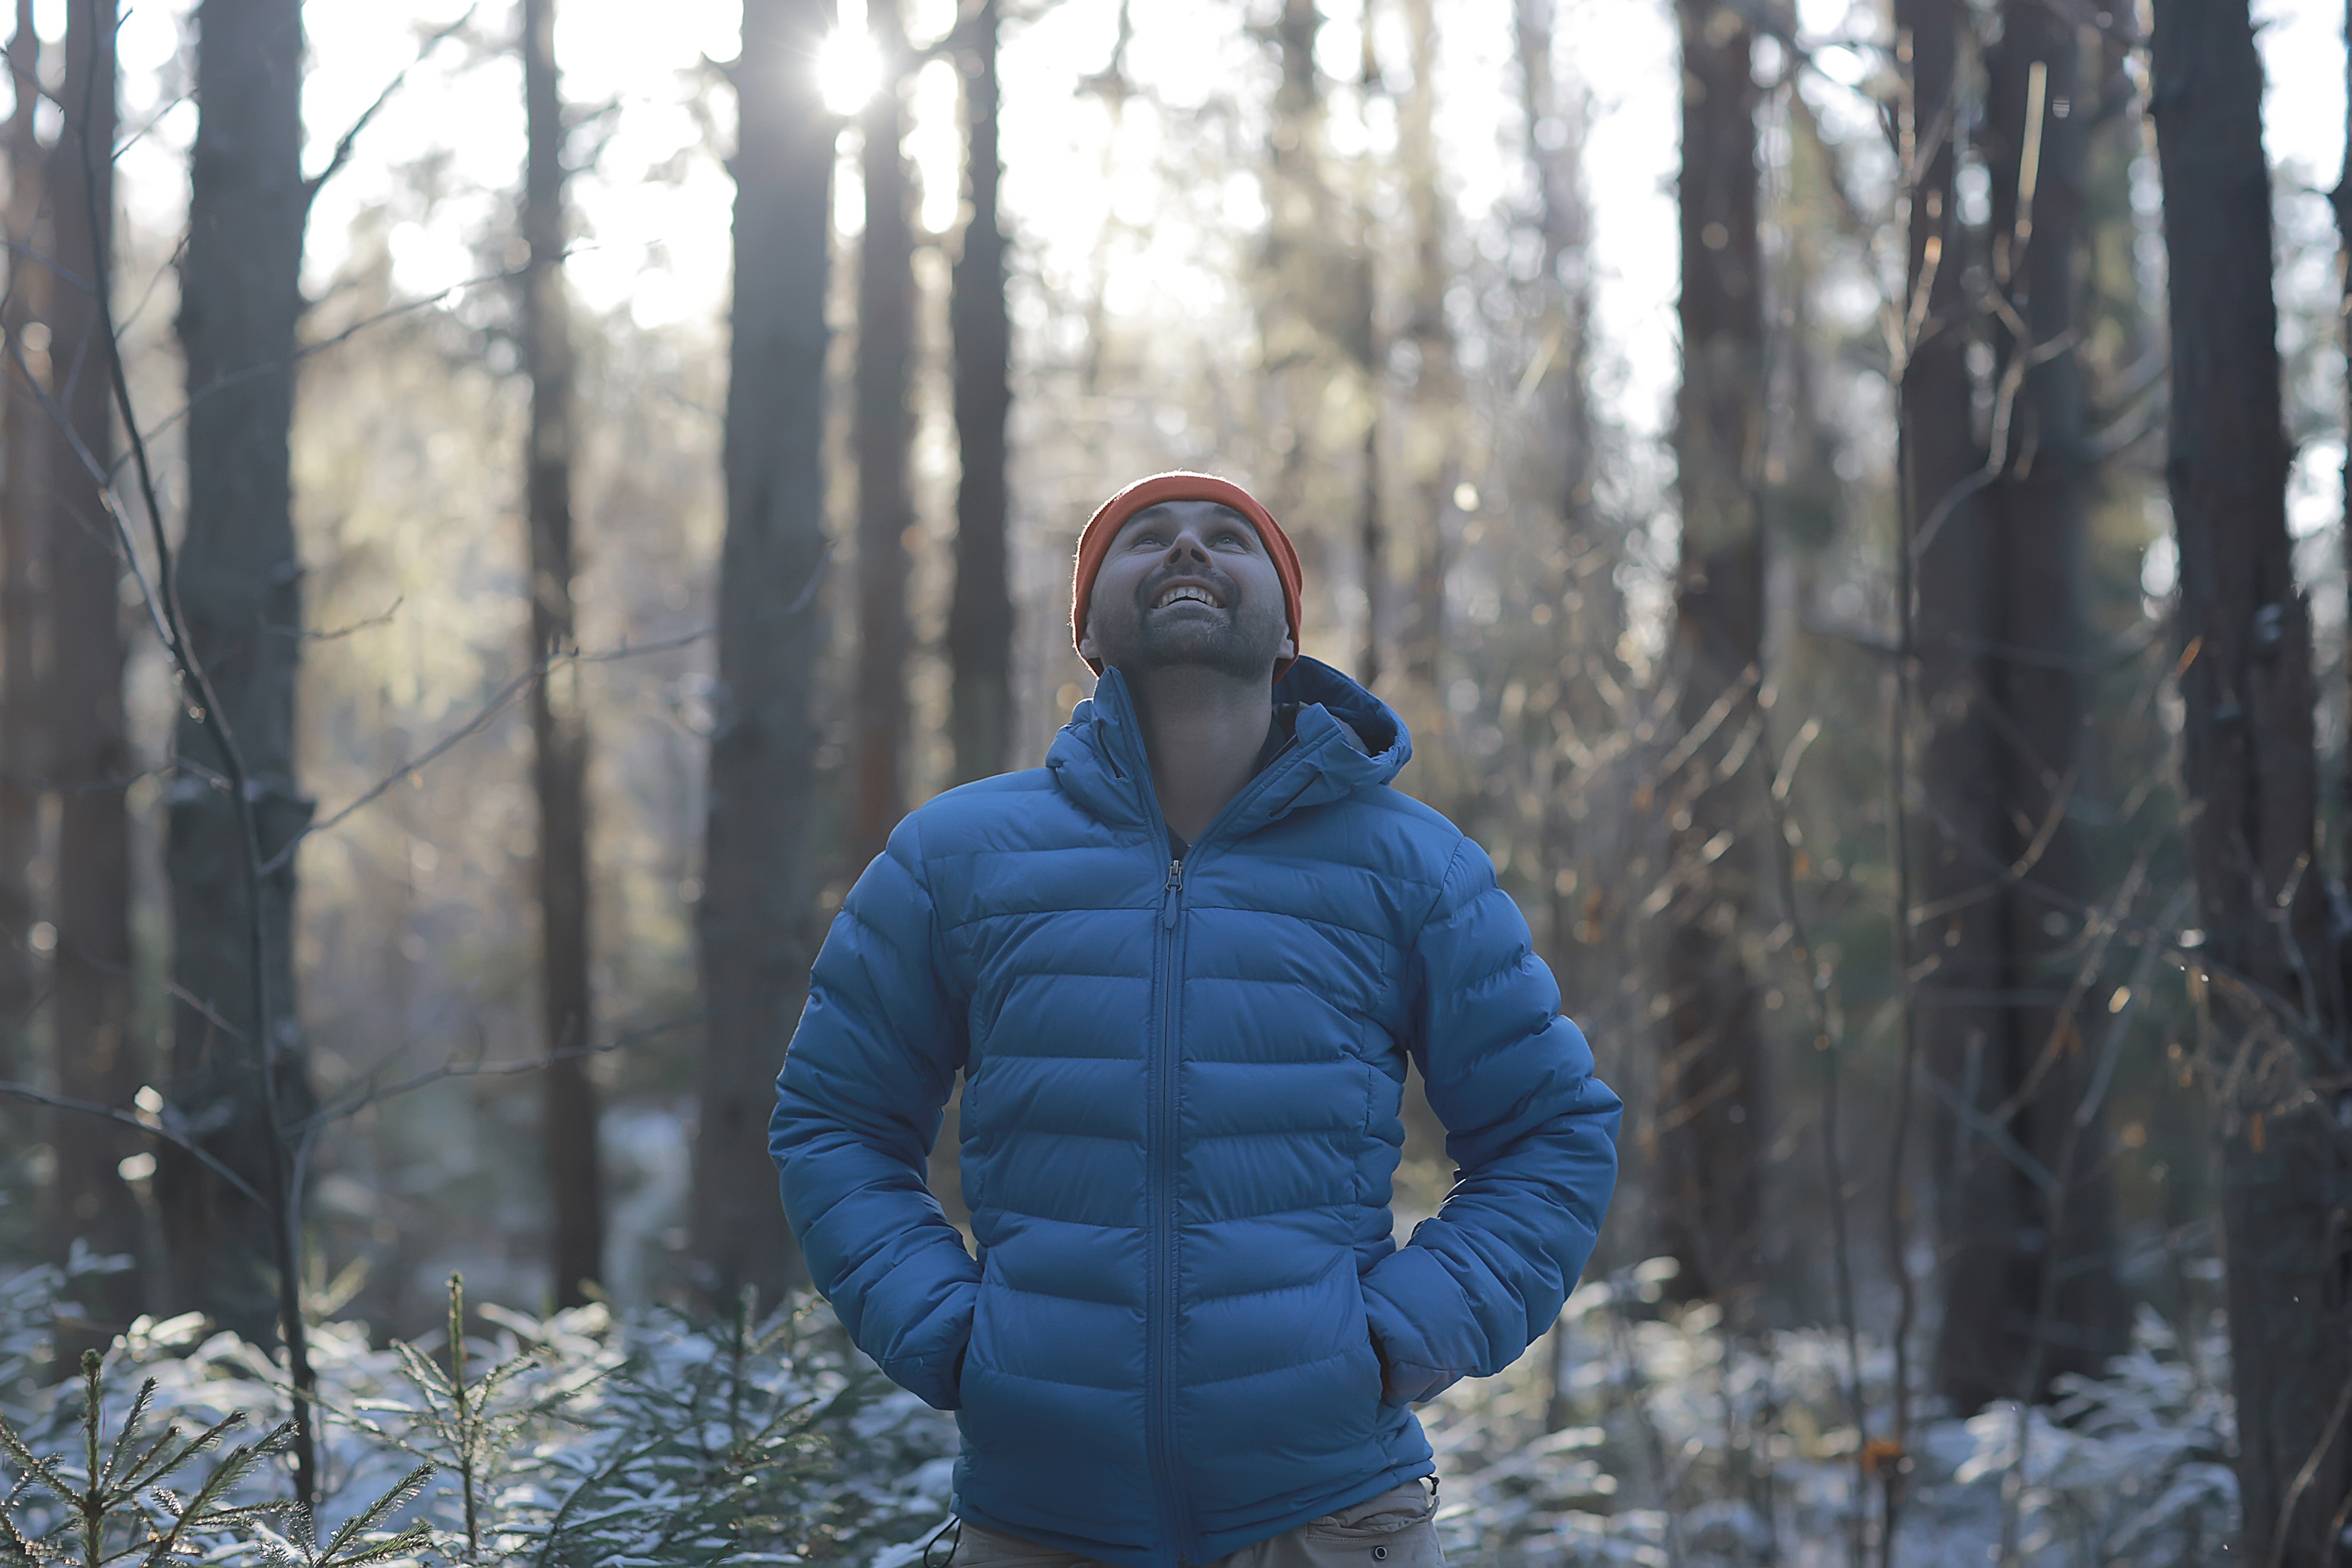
[2339,0,2352,879]
[686,0,831,1311]
[1516,0,1610,1431]
[1398,0,1454,704]
[1942,0,2122,1408]
[852,0,913,864]
[158,0,318,1349]
[45,0,142,1327]
[0,0,42,1082]
[1356,414,1382,688]
[1348,25,1381,689]
[1894,0,2002,1415]
[521,0,601,1309]
[1513,0,1621,959]
[2150,1,2352,1558]
[1515,0,1595,561]
[947,0,1010,786]
[1659,0,1765,1309]
[1255,0,1340,591]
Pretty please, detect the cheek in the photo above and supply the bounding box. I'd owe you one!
[1087,568,1141,628]
[1237,564,1287,617]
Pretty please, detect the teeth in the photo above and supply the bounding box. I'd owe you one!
[1156,586,1217,609]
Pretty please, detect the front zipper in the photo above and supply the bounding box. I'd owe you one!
[1148,852,1188,1561]
[1102,680,1313,1566]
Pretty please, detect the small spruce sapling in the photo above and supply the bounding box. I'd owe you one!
[0,1350,429,1568]
[336,1275,599,1562]
[527,1290,866,1568]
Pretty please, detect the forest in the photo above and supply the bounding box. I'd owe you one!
[0,0,2348,1561]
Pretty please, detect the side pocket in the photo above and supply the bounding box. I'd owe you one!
[1354,1268,1388,1407]
[968,1247,999,1369]
[956,1065,984,1211]
[1303,1483,1444,1567]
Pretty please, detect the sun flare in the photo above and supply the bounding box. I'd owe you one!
[815,26,883,117]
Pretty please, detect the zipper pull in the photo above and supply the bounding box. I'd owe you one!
[1161,858,1183,928]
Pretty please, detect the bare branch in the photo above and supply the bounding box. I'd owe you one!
[292,1008,708,1136]
[261,543,830,877]
[0,1082,269,1207]
[303,7,480,203]
[143,250,590,450]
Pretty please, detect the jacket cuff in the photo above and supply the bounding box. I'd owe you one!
[1362,1242,1476,1406]
[878,1278,978,1411]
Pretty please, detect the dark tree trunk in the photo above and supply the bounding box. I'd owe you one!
[521,0,601,1309]
[158,0,318,1350]
[2151,1,2352,1558]
[1659,0,1765,1310]
[1928,0,2125,1411]
[1895,0,2004,1414]
[45,0,141,1328]
[947,0,1010,786]
[2339,0,2352,875]
[686,0,832,1310]
[852,0,913,864]
[0,0,42,1081]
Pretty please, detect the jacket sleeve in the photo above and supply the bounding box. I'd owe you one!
[771,813,978,1411]
[1361,834,1622,1405]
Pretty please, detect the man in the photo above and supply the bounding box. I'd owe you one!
[772,472,1621,1568]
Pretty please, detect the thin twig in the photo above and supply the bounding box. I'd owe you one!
[302,7,480,204]
[291,1007,708,1137]
[261,545,828,878]
[142,255,569,448]
[1754,693,1871,1558]
[0,1082,267,1206]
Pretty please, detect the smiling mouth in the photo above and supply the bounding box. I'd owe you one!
[1153,584,1224,610]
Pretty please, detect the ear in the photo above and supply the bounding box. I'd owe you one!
[1078,627,1102,663]
[1277,629,1296,662]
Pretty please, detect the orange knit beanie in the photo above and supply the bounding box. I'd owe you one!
[1070,472,1304,676]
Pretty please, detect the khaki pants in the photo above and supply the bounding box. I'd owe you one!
[944,1483,1444,1568]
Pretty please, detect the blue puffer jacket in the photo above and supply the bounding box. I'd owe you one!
[772,658,1621,1568]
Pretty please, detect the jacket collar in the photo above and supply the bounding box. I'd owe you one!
[1045,657,1411,840]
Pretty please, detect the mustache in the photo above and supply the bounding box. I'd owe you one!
[1134,561,1239,607]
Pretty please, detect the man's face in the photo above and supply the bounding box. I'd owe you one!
[1079,500,1296,682]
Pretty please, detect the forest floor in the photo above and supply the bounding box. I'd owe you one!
[0,1258,2235,1568]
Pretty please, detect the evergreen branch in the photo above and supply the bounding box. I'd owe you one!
[0,1505,39,1568]
[134,1424,287,1568]
[122,1411,247,1497]
[0,1420,75,1506]
[308,1464,434,1568]
[95,1382,160,1494]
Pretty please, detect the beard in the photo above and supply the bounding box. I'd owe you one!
[1095,562,1290,684]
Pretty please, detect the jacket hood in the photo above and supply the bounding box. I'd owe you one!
[1046,656,1411,836]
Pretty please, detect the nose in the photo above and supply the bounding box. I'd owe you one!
[1163,528,1212,565]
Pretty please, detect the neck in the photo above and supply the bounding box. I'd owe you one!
[1120,664,1275,844]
